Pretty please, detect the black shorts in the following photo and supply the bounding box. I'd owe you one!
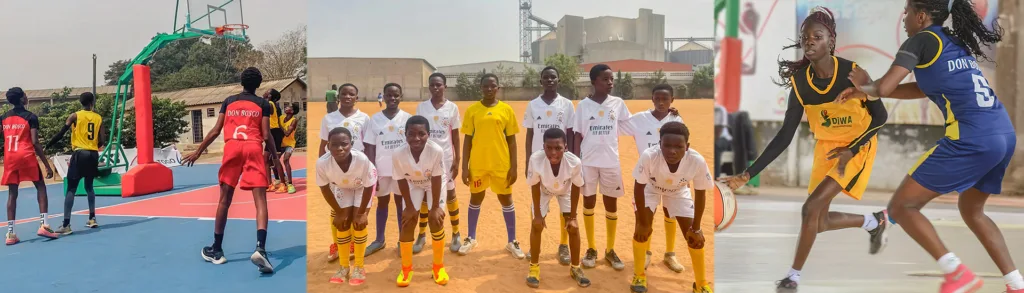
[267,128,285,152]
[67,150,99,182]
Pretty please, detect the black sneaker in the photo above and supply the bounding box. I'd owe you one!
[202,246,226,264]
[868,210,889,255]
[250,248,274,274]
[775,277,798,292]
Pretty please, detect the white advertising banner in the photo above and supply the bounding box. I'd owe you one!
[51,146,183,178]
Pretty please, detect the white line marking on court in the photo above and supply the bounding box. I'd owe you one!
[178,194,306,206]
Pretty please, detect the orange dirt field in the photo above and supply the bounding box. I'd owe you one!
[306,99,715,293]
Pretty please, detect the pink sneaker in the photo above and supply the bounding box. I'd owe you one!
[1007,285,1024,293]
[37,225,59,239]
[5,233,18,245]
[940,264,982,293]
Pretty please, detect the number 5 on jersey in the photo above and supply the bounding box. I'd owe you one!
[973,74,995,108]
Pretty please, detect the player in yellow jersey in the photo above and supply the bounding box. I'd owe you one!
[264,89,288,192]
[457,73,524,259]
[46,92,104,233]
[279,103,299,194]
[718,7,890,291]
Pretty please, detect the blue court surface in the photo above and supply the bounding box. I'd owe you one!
[0,158,307,293]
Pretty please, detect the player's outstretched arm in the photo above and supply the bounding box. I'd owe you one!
[45,113,76,149]
[181,114,224,165]
[735,92,803,181]
[856,65,912,99]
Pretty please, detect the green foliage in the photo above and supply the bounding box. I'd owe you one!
[675,84,689,98]
[121,98,190,149]
[521,66,540,88]
[290,111,307,148]
[543,54,581,99]
[104,59,131,86]
[644,69,668,87]
[492,64,517,88]
[455,72,483,101]
[103,38,256,93]
[689,65,714,98]
[613,71,635,99]
[0,93,119,157]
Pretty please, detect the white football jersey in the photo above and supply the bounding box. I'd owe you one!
[622,110,684,155]
[572,95,630,168]
[392,140,446,189]
[315,151,378,190]
[526,150,584,196]
[522,95,575,152]
[319,109,370,152]
[364,110,412,176]
[415,100,461,163]
[632,147,712,199]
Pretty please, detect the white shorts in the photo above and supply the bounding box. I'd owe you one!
[409,185,446,211]
[376,176,400,197]
[582,166,625,198]
[634,193,695,219]
[330,184,365,209]
[530,191,571,218]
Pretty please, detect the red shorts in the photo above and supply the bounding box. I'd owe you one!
[219,141,268,190]
[2,155,40,185]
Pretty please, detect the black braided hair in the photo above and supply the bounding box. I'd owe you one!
[909,0,1002,61]
[774,7,837,88]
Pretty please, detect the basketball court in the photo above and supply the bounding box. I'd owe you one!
[306,99,716,292]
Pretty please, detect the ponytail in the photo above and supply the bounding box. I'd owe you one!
[911,0,1003,61]
[774,7,837,88]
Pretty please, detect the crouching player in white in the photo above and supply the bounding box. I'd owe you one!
[318,127,378,286]
[393,115,450,287]
[630,121,712,293]
[525,128,590,288]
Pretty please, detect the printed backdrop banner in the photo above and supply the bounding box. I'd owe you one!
[719,0,999,124]
[52,146,183,178]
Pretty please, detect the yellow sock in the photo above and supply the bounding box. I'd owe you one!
[418,204,429,237]
[583,208,596,250]
[337,228,352,267]
[353,227,368,267]
[559,216,568,245]
[330,211,338,246]
[400,241,413,268]
[447,197,460,233]
[665,217,678,253]
[633,239,649,277]
[689,247,707,287]
[605,212,618,252]
[431,230,445,265]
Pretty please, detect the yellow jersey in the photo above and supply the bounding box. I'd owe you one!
[281,116,296,148]
[269,101,282,129]
[790,56,874,143]
[462,100,519,173]
[72,110,102,151]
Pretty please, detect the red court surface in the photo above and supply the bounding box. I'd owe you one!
[82,178,307,221]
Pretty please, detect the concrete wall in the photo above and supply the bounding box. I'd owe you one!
[307,58,430,102]
[584,16,637,43]
[749,121,946,191]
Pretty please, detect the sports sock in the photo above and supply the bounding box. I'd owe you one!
[353,227,368,267]
[633,239,649,277]
[431,230,445,265]
[605,212,618,252]
[689,247,707,287]
[447,197,460,233]
[468,203,481,239]
[938,252,962,274]
[1004,270,1024,290]
[665,217,677,253]
[787,268,801,282]
[419,204,429,237]
[862,213,878,231]
[337,228,352,267]
[330,210,338,246]
[400,241,413,269]
[40,213,48,226]
[6,221,13,233]
[583,208,596,250]
[213,233,224,250]
[375,204,388,242]
[559,216,568,245]
[502,203,517,243]
[256,229,267,249]
[529,263,541,279]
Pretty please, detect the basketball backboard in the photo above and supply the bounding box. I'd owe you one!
[175,0,246,41]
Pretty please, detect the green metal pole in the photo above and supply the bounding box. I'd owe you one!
[725,0,739,38]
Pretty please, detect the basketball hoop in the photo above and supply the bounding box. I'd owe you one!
[215,24,249,36]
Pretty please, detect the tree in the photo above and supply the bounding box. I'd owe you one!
[121,98,189,149]
[645,69,668,87]
[104,59,131,85]
[237,25,307,79]
[493,63,517,88]
[544,54,581,99]
[455,72,482,101]
[613,71,635,99]
[689,65,714,98]
[521,66,540,88]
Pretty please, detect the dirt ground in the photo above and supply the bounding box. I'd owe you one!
[306,99,715,293]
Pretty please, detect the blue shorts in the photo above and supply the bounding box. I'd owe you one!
[909,133,1015,195]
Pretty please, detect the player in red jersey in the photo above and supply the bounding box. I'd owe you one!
[182,68,281,274]
[3,87,59,245]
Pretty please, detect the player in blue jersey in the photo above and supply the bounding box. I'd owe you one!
[838,1,1021,292]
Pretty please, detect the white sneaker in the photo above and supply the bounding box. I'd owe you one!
[506,240,526,259]
[458,237,477,256]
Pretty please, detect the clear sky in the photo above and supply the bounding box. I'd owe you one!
[0,0,306,90]
[308,0,713,66]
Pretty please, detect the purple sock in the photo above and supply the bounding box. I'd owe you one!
[374,203,388,243]
[502,203,516,243]
[467,203,481,239]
